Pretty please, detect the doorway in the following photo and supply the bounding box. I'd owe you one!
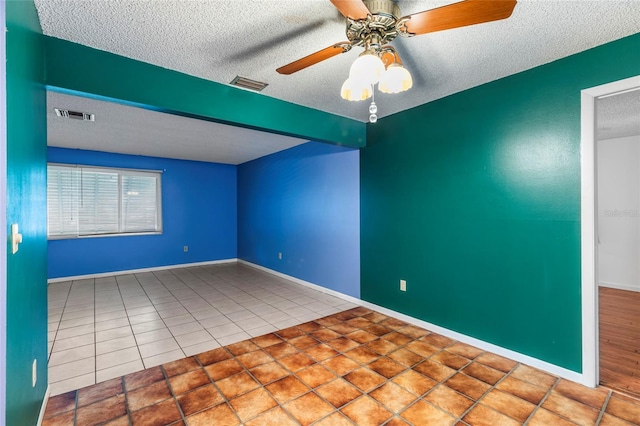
[581,75,640,391]
[596,88,640,395]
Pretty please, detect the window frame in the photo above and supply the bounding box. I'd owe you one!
[47,163,163,240]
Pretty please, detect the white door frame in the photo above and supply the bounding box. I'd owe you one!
[581,75,640,387]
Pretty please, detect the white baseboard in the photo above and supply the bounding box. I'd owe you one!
[47,258,238,284]
[599,281,640,293]
[36,385,51,426]
[358,301,584,384]
[237,260,362,304]
[240,259,585,385]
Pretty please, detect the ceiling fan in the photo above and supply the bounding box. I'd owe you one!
[276,0,517,120]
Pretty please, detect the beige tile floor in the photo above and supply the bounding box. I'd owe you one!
[47,262,357,396]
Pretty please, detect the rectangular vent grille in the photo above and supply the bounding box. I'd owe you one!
[230,76,268,92]
[54,108,95,121]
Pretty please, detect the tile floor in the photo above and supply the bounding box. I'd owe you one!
[48,262,357,396]
[43,306,640,425]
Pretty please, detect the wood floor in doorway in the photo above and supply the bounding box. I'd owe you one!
[599,286,640,398]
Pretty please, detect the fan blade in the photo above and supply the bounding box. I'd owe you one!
[277,42,351,75]
[330,0,370,20]
[402,0,517,36]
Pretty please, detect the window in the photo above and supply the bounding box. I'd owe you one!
[47,164,162,238]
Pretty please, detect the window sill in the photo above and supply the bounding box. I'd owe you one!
[48,231,163,241]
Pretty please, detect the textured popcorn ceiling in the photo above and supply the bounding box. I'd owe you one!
[35,0,640,122]
[37,1,639,162]
[597,88,640,141]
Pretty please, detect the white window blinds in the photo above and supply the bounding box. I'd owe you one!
[47,164,162,238]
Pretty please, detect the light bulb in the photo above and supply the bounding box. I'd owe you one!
[378,64,413,94]
[369,114,377,123]
[340,78,372,101]
[369,102,377,114]
[350,51,385,85]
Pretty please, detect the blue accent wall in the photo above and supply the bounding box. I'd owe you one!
[48,147,237,278]
[238,142,360,298]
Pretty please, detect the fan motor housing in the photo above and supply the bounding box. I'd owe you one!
[346,0,402,47]
[364,0,401,18]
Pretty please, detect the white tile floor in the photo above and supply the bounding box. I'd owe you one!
[47,262,357,396]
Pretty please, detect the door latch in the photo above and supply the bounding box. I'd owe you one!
[11,223,23,254]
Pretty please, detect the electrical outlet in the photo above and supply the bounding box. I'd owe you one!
[400,280,407,292]
[32,359,37,387]
[278,252,282,260]
[183,246,188,252]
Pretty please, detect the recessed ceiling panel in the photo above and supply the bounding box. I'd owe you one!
[47,91,309,165]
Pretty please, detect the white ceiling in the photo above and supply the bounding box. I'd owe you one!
[597,87,640,141]
[47,91,308,165]
[37,1,640,163]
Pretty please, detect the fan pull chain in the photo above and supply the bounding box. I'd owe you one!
[369,85,378,123]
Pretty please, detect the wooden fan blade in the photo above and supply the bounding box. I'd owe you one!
[330,0,370,20]
[276,42,351,75]
[402,0,517,36]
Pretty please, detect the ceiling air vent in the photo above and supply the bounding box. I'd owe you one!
[230,76,268,92]
[54,108,95,121]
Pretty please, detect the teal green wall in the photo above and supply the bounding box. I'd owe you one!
[361,33,640,373]
[5,1,48,424]
[44,37,365,148]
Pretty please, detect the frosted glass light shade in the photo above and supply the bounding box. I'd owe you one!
[349,52,385,85]
[341,78,373,101]
[379,64,413,94]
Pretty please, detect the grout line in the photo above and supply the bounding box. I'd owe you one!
[112,274,144,379]
[121,375,133,425]
[194,345,243,424]
[454,356,519,424]
[160,363,187,424]
[595,390,613,425]
[49,281,72,358]
[523,375,561,425]
[132,271,184,368]
[72,377,79,426]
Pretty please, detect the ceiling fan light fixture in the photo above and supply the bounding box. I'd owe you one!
[341,77,373,101]
[349,50,385,85]
[378,63,413,94]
